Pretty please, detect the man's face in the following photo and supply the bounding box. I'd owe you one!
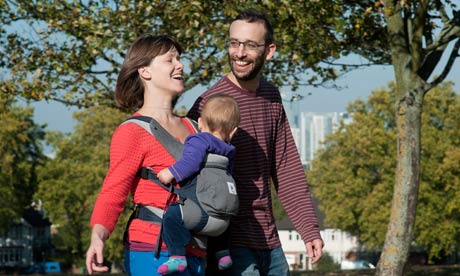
[227,20,269,82]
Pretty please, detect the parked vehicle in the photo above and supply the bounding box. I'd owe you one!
[341,259,376,270]
[24,261,61,274]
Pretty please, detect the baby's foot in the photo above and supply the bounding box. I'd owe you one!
[216,250,232,270]
[157,256,187,275]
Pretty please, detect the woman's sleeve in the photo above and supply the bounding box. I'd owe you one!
[90,124,144,235]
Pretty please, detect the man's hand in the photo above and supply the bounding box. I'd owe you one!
[157,168,174,184]
[305,238,324,264]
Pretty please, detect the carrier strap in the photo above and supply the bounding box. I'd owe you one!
[122,116,200,258]
[124,115,198,160]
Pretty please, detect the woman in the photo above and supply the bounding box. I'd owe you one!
[85,34,205,276]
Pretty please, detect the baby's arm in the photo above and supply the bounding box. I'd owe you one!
[157,168,174,184]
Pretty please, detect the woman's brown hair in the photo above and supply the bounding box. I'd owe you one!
[115,34,183,111]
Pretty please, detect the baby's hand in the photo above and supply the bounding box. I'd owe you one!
[157,168,174,185]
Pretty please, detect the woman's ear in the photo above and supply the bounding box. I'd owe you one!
[138,67,151,80]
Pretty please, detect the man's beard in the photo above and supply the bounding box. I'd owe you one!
[228,53,265,81]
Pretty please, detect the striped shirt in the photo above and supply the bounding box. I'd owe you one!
[188,76,321,249]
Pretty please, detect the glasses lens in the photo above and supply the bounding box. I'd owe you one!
[229,40,239,48]
[245,42,258,50]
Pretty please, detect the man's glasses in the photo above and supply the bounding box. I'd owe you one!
[228,39,265,51]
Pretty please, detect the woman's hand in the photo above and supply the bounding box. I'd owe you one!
[85,224,110,275]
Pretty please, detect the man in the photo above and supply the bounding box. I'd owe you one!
[188,8,323,276]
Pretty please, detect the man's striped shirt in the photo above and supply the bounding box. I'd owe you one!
[188,76,321,249]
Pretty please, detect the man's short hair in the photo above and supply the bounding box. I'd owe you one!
[234,8,274,44]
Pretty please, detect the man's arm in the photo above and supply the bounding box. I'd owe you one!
[271,102,323,257]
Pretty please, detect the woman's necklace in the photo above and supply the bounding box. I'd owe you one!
[142,106,172,110]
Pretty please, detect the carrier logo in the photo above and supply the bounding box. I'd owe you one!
[227,182,237,195]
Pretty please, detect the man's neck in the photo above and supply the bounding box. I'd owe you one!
[227,73,259,93]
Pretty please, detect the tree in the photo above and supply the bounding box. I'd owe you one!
[371,2,459,274]
[2,1,459,274]
[309,82,460,264]
[35,106,128,267]
[0,1,348,107]
[0,93,45,233]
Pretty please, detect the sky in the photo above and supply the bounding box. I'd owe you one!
[33,59,458,133]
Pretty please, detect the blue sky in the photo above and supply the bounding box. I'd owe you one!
[33,59,458,133]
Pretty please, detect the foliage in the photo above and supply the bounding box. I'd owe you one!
[309,82,460,261]
[0,0,390,108]
[271,181,287,221]
[0,93,45,233]
[35,106,129,266]
[2,1,459,273]
[314,251,341,272]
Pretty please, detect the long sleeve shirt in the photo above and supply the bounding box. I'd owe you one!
[168,132,235,182]
[90,115,202,254]
[188,76,322,250]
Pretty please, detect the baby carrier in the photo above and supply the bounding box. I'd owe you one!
[123,116,239,257]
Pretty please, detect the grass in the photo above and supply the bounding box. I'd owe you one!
[291,265,460,276]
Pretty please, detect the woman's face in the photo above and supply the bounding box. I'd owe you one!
[148,47,184,95]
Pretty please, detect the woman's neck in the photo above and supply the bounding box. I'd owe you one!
[139,91,175,119]
[137,105,175,120]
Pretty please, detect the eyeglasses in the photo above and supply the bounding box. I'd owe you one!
[228,39,265,51]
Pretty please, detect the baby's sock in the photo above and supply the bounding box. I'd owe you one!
[157,256,187,275]
[216,250,232,270]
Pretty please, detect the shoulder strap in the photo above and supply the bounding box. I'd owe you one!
[124,115,185,160]
[123,116,204,257]
[183,117,199,133]
[123,116,199,196]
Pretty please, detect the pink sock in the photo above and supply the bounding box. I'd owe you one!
[157,256,187,275]
[216,250,232,270]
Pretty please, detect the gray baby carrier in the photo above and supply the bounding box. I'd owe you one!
[123,116,239,257]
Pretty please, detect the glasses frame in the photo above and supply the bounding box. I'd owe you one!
[228,39,266,51]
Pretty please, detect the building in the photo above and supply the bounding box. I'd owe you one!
[277,217,360,271]
[277,197,360,271]
[0,200,52,271]
[0,218,33,269]
[288,111,352,167]
[299,112,351,167]
[277,218,310,271]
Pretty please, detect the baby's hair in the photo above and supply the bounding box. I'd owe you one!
[201,94,240,140]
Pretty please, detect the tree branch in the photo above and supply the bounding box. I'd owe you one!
[183,47,219,89]
[428,38,460,90]
[418,20,460,80]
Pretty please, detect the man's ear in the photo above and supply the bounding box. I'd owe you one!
[138,67,151,80]
[265,43,276,61]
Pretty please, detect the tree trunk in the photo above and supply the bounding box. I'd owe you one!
[375,2,429,274]
[376,80,424,275]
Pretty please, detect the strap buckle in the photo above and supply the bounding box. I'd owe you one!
[139,166,153,179]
